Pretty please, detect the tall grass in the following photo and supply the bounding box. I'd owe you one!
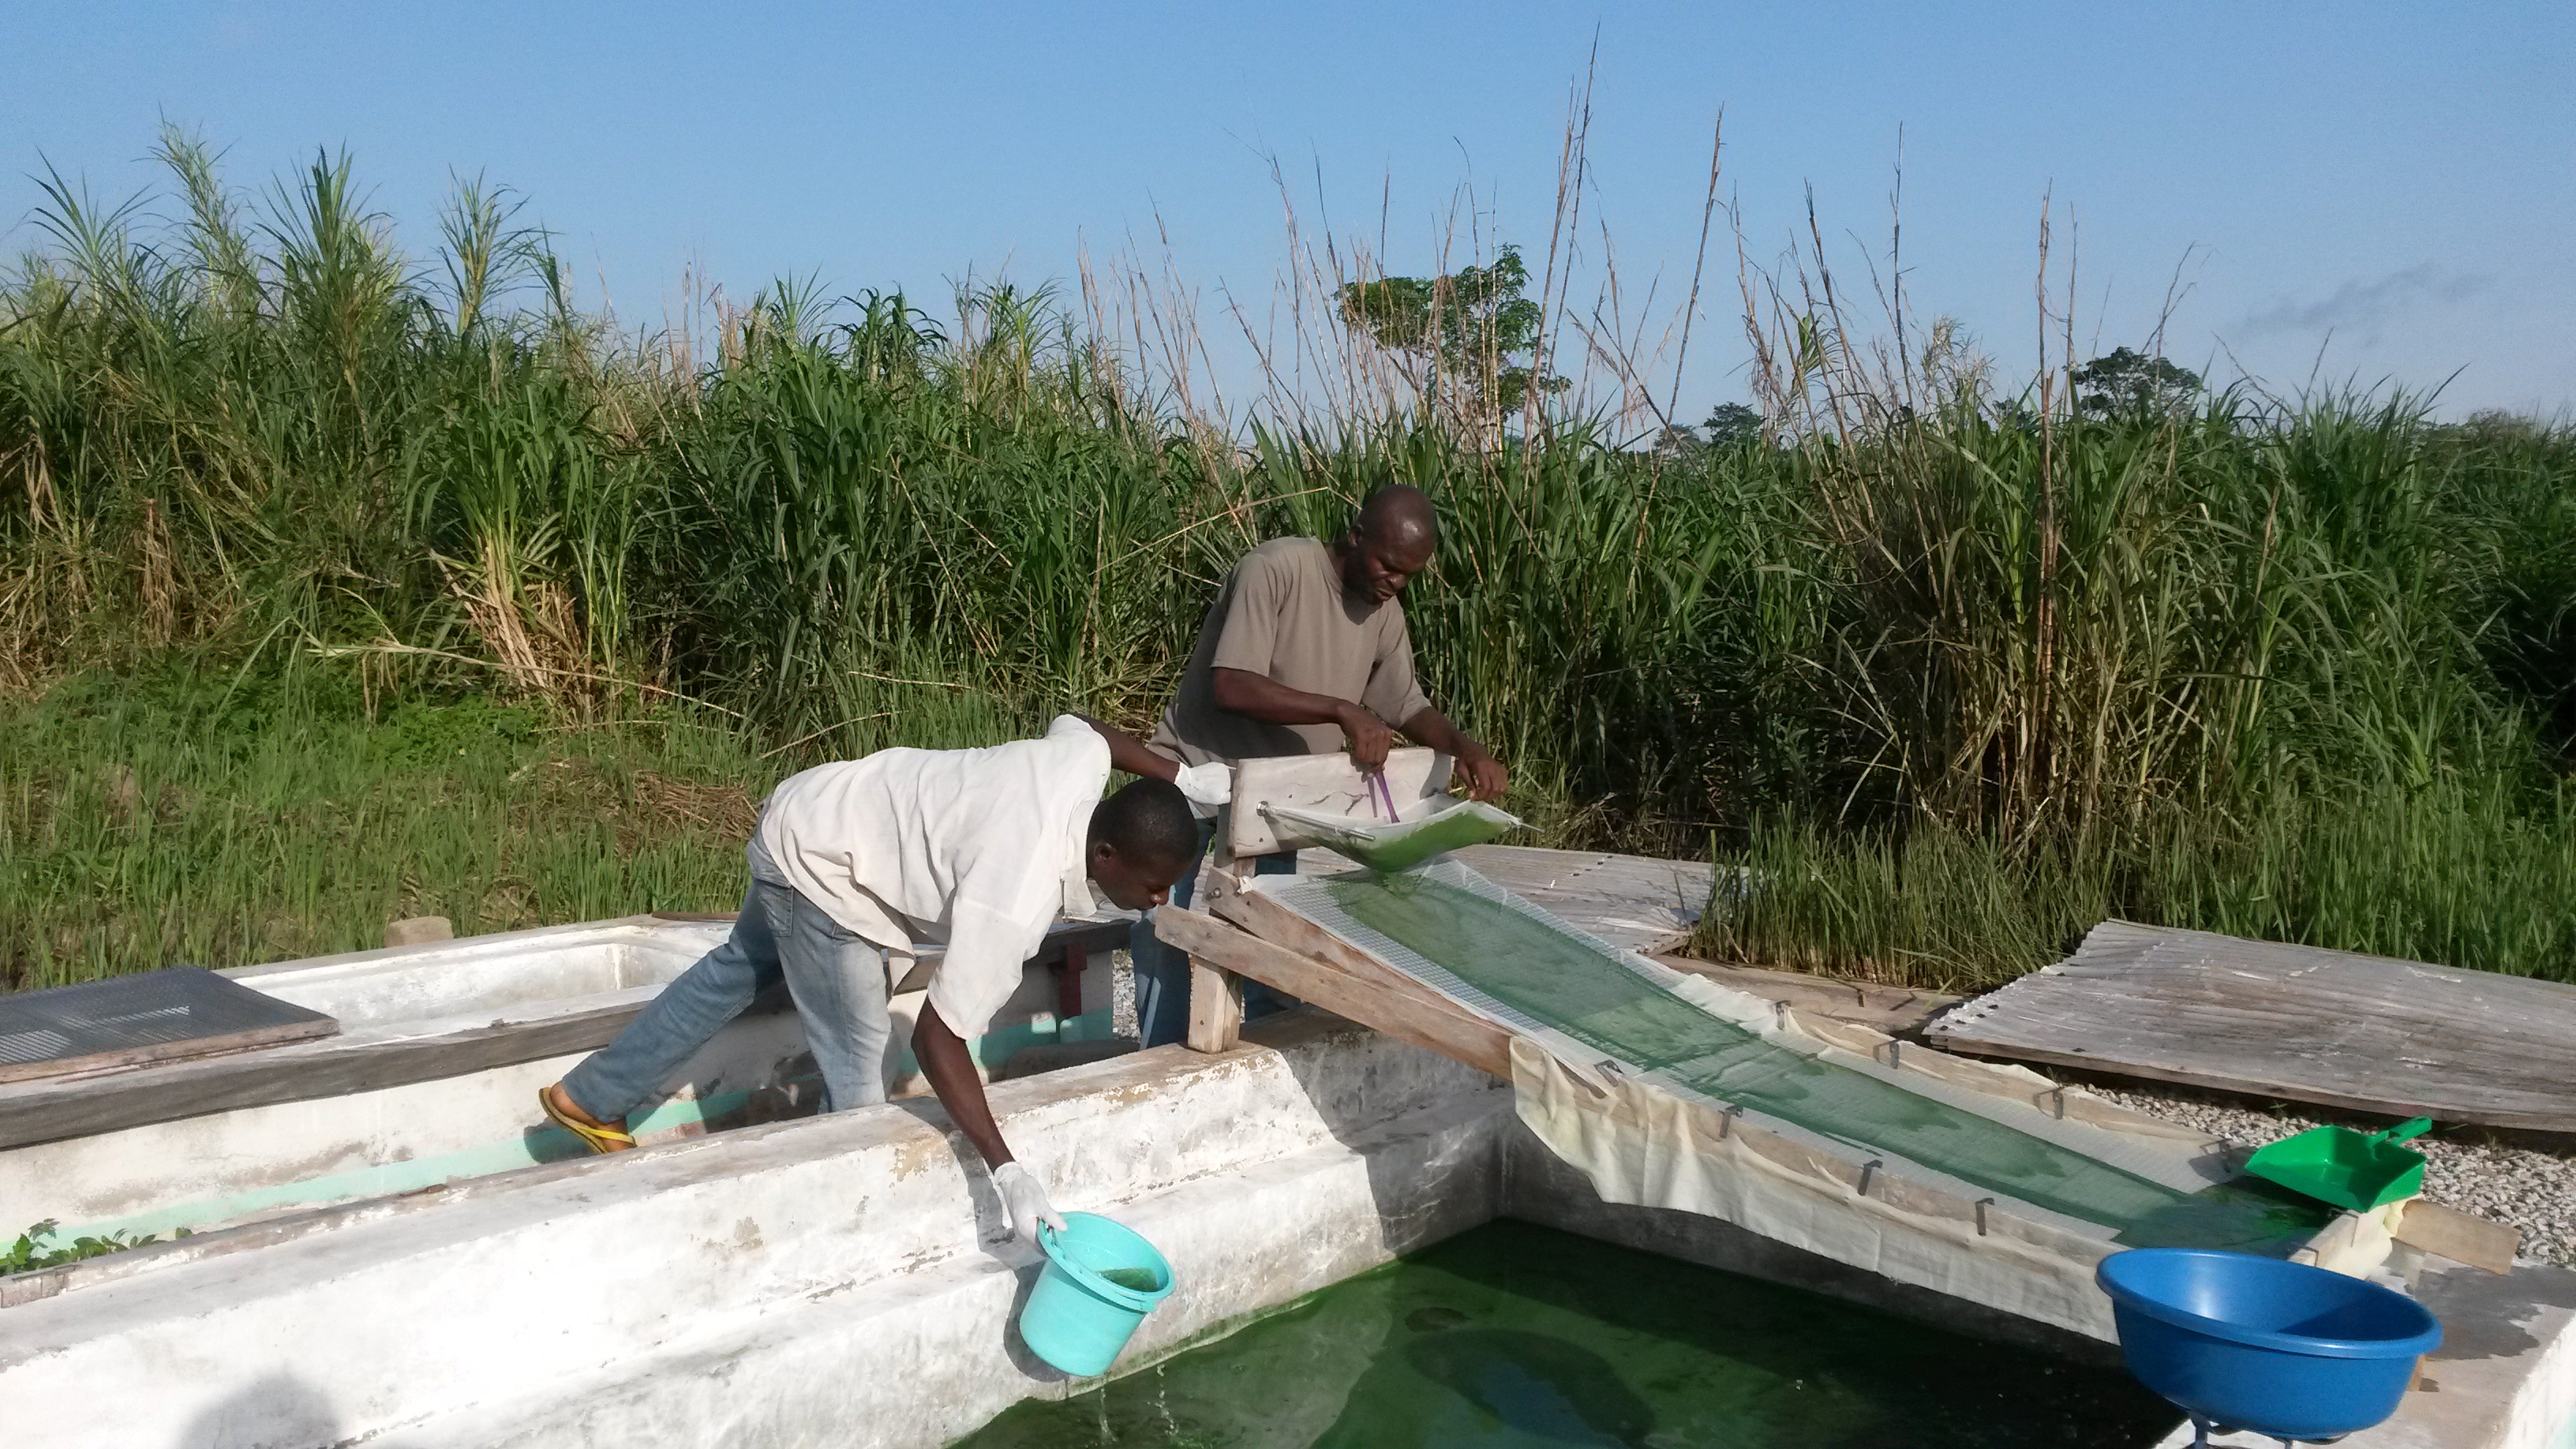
[0,668,769,989]
[1710,772,2576,994]
[2,133,2571,988]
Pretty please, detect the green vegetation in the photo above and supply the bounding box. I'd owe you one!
[4,1219,188,1275]
[3,131,2571,991]
[0,668,770,987]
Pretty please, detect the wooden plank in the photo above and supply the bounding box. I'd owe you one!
[1152,908,1512,1078]
[1293,841,1716,955]
[1657,958,1963,1039]
[1159,912,2095,1259]
[1205,875,1471,1008]
[1169,897,1504,1057]
[1184,955,1244,1053]
[0,1015,339,1087]
[1227,747,1454,857]
[2392,1200,2521,1275]
[1927,920,2576,1131]
[0,992,657,1151]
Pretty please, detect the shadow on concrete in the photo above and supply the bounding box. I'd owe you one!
[172,1371,339,1449]
[885,1095,1066,1383]
[1249,1007,1512,1258]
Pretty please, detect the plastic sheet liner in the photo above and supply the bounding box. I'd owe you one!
[1508,1035,2125,1339]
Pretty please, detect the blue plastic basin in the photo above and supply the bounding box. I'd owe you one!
[1020,1212,1176,1378]
[2097,1249,2441,1441]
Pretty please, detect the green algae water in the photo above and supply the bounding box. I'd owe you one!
[1098,1267,1163,1292]
[956,1220,2177,1448]
[1316,873,2327,1252]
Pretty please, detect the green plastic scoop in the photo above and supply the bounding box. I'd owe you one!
[2242,1117,2433,1211]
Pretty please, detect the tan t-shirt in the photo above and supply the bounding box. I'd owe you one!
[1148,537,1434,768]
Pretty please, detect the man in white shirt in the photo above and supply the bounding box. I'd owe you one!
[539,714,1200,1244]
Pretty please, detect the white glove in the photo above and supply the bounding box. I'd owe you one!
[990,1160,1065,1245]
[1172,762,1234,821]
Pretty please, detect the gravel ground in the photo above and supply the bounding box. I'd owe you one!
[2081,1081,2576,1267]
[1111,949,1137,1040]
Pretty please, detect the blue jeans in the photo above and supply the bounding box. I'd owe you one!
[563,877,893,1121]
[1131,820,1300,1048]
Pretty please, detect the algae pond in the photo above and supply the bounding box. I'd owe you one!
[960,1220,2175,1448]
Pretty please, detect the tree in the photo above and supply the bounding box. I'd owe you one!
[2070,347,2202,420]
[1339,245,1566,432]
[1700,402,1763,447]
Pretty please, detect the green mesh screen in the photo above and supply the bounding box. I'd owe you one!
[1297,870,2325,1252]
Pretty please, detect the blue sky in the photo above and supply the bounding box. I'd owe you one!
[6,2,2570,420]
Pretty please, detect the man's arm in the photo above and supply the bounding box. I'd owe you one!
[1211,667,1397,769]
[1072,712,1178,782]
[913,1000,1013,1166]
[1399,705,1508,801]
[915,1002,1063,1243]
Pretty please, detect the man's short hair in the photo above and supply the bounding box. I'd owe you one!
[1088,777,1198,866]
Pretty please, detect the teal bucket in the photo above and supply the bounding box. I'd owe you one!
[1020,1211,1176,1377]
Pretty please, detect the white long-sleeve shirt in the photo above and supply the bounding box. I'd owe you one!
[748,715,1111,1038]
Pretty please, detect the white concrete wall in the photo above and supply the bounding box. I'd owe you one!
[0,1007,814,1234]
[0,1016,1511,1449]
[8,925,1118,1241]
[226,918,733,1026]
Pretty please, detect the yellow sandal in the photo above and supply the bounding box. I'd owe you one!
[539,1086,636,1154]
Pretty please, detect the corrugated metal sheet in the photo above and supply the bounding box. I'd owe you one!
[1926,920,2576,1131]
[0,968,337,1084]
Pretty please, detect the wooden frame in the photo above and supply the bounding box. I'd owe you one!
[1225,747,1454,858]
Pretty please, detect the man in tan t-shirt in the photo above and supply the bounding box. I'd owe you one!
[1131,485,1507,1046]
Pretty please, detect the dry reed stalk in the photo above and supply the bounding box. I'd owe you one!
[440,540,593,710]
[2031,193,2060,828]
[1664,110,1727,436]
[137,497,177,646]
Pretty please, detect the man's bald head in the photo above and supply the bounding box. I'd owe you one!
[1354,485,1438,549]
[1333,485,1439,605]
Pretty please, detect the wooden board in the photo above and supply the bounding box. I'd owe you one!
[0,992,656,1151]
[1154,906,1513,1078]
[1184,954,1244,1053]
[1926,919,2576,1132]
[2392,1200,2522,1275]
[1657,958,1962,1039]
[1227,747,1453,857]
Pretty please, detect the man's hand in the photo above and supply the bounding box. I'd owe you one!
[1336,703,1396,772]
[1395,706,1506,803]
[990,1160,1065,1245]
[1172,761,1233,810]
[1455,746,1508,803]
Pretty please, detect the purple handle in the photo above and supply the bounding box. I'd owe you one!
[1366,770,1396,821]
